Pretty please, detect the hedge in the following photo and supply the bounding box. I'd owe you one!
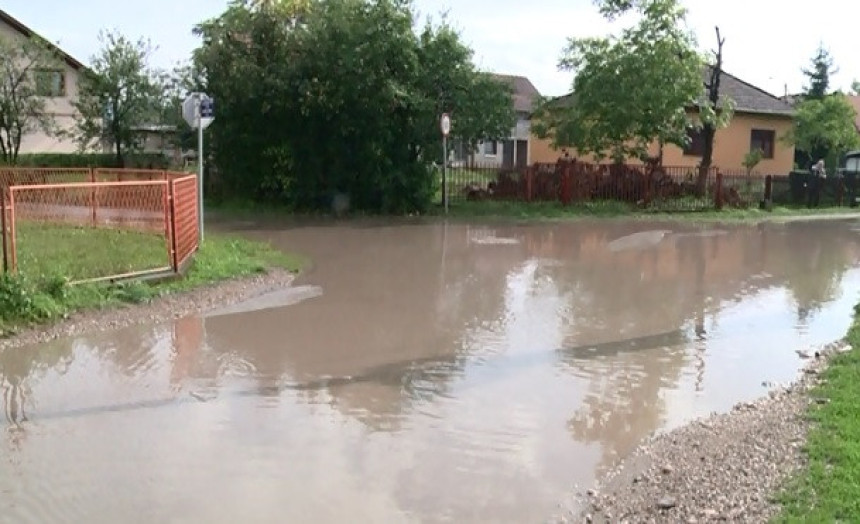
[4,153,171,169]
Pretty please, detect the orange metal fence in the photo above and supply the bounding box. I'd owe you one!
[0,168,199,283]
[170,175,199,270]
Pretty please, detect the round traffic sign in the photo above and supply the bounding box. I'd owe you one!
[440,113,451,137]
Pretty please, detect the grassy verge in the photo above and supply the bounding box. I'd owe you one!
[207,199,858,224]
[436,201,858,223]
[0,233,304,336]
[775,305,860,522]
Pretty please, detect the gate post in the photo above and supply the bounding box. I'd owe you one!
[1,190,7,272]
[715,171,724,210]
[560,162,572,205]
[525,167,534,202]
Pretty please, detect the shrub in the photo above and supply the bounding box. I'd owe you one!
[6,153,171,169]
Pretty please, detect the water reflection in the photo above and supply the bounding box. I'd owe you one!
[1,219,860,522]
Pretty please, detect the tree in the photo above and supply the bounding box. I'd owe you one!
[72,31,162,166]
[533,0,705,163]
[802,44,837,100]
[699,26,735,171]
[852,79,860,96]
[192,0,514,213]
[0,33,62,164]
[784,94,860,168]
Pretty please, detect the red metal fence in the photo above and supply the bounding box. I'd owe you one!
[444,160,791,211]
[0,168,199,284]
[170,175,199,270]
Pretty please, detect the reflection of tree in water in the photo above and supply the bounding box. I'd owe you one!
[517,221,860,475]
[774,223,857,322]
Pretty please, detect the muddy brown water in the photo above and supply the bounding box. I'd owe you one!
[3,218,860,522]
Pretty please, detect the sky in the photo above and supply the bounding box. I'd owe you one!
[3,0,858,98]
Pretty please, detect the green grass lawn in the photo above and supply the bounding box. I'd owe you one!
[775,306,860,522]
[0,225,305,335]
[15,222,171,282]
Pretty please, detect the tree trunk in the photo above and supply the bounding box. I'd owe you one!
[697,124,716,196]
[115,139,124,168]
[699,26,725,197]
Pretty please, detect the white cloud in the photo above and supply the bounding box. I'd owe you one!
[5,0,856,98]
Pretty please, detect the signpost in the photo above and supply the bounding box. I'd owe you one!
[182,93,215,241]
[440,113,451,214]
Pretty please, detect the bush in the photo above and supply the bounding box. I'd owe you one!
[7,153,171,169]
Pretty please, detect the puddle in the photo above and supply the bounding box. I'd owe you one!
[2,219,860,522]
[607,229,672,251]
[206,285,323,318]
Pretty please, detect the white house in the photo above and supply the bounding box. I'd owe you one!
[0,8,87,154]
[465,74,541,169]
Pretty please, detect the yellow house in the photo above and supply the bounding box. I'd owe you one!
[0,9,87,154]
[531,67,796,174]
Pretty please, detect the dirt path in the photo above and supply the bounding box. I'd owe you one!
[0,269,296,351]
[554,341,849,524]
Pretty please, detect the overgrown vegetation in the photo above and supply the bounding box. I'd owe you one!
[191,0,515,213]
[776,305,860,522]
[0,233,303,335]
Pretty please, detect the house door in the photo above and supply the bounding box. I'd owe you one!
[502,140,515,168]
[516,140,528,169]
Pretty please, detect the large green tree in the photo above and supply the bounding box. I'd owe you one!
[0,33,62,164]
[534,0,725,163]
[192,0,514,213]
[72,31,163,166]
[785,94,860,167]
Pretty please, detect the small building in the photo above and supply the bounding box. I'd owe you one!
[452,74,541,170]
[531,67,796,173]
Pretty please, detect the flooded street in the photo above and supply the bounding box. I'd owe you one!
[3,218,860,522]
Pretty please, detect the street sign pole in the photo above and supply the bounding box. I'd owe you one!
[443,135,448,213]
[197,97,205,242]
[440,113,451,214]
[184,93,214,244]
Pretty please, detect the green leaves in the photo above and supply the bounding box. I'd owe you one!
[72,31,162,165]
[193,0,514,213]
[538,0,704,162]
[802,44,838,101]
[784,94,860,166]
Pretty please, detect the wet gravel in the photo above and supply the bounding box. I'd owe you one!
[0,269,296,351]
[554,341,851,524]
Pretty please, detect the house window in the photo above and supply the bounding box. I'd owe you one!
[750,129,775,159]
[683,127,705,156]
[34,70,66,97]
[483,140,498,156]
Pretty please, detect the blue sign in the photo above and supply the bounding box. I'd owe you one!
[200,97,215,118]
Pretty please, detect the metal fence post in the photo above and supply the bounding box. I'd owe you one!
[8,188,17,273]
[1,189,7,273]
